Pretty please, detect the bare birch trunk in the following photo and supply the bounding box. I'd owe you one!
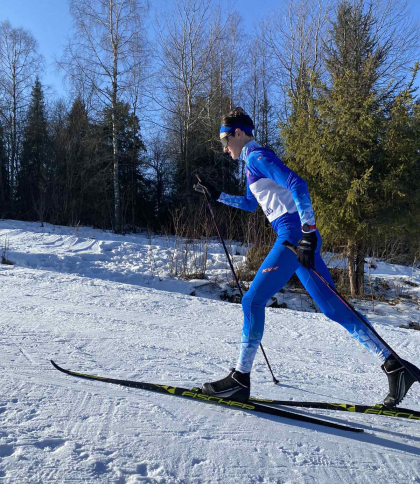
[110,0,121,232]
[11,68,17,214]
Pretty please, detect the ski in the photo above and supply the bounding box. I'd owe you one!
[50,360,362,433]
[248,400,420,420]
[189,388,420,421]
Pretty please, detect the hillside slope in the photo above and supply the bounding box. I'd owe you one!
[1,220,420,483]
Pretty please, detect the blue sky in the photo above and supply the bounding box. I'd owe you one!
[2,0,420,98]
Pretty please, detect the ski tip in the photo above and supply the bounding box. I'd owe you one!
[51,360,71,375]
[50,360,61,371]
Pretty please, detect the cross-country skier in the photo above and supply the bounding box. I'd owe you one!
[194,107,417,407]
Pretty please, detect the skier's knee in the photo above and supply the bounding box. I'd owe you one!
[241,290,267,312]
[241,290,252,311]
[321,306,339,323]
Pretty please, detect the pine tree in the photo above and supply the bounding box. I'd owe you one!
[17,78,49,224]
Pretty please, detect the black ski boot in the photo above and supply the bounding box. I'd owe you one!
[202,368,250,401]
[382,355,417,407]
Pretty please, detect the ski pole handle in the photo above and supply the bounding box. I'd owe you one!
[282,240,297,254]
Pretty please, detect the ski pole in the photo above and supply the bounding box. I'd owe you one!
[282,240,420,382]
[196,175,279,384]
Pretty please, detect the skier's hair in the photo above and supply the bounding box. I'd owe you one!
[221,107,254,136]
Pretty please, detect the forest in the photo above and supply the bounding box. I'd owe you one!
[1,0,419,296]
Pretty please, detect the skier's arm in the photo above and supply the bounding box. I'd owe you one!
[218,180,259,212]
[249,152,316,229]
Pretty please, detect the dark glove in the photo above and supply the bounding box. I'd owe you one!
[193,177,221,202]
[297,231,318,269]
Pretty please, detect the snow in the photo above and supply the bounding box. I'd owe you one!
[1,219,420,484]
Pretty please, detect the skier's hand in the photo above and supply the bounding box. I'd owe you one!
[297,231,317,269]
[193,177,221,202]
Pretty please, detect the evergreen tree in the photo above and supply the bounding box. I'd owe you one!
[144,135,173,226]
[17,78,49,224]
[49,97,91,226]
[48,100,69,224]
[282,1,419,295]
[381,71,420,241]
[103,102,148,230]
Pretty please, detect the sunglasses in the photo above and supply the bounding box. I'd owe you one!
[220,131,235,148]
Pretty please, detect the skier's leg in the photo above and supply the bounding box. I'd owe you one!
[235,236,300,373]
[202,234,299,399]
[296,254,391,361]
[296,256,420,405]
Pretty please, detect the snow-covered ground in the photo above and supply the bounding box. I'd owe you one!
[1,220,420,484]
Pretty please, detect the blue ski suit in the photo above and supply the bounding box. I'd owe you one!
[217,140,391,373]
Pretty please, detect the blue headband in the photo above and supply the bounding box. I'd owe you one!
[220,124,253,135]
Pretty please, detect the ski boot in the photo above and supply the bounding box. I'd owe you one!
[382,355,417,407]
[202,368,250,401]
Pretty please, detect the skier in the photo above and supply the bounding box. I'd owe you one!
[194,107,416,407]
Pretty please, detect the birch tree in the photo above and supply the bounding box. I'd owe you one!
[0,21,43,215]
[154,0,225,197]
[244,39,277,149]
[259,0,330,118]
[60,0,149,232]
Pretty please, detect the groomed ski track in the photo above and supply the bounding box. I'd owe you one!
[1,222,420,483]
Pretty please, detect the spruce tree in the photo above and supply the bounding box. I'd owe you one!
[49,97,90,226]
[17,78,49,224]
[66,98,91,225]
[381,70,420,242]
[103,102,147,230]
[282,1,417,296]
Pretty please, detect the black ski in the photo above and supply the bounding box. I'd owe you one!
[248,399,420,420]
[189,388,420,421]
[50,360,362,433]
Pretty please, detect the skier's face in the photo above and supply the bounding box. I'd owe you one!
[220,129,246,160]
